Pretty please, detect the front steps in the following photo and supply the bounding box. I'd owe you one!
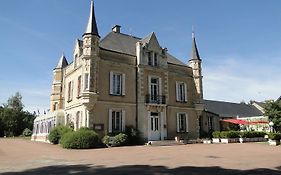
[146,140,185,146]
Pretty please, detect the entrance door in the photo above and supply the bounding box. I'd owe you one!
[149,112,161,140]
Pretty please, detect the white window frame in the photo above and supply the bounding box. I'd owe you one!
[68,81,73,102]
[108,109,125,133]
[176,81,187,102]
[110,71,125,96]
[77,75,82,97]
[84,73,90,90]
[176,113,188,133]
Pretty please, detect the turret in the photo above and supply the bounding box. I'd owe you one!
[188,32,203,101]
[50,54,68,112]
[82,0,100,57]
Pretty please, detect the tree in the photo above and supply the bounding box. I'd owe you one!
[5,92,24,111]
[264,100,281,132]
[0,92,35,137]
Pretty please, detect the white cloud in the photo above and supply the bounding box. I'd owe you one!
[203,55,281,103]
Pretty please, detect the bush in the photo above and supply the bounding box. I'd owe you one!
[102,133,128,147]
[60,128,99,149]
[220,131,240,138]
[240,131,266,138]
[212,131,220,138]
[48,125,73,144]
[22,128,32,137]
[125,126,144,145]
[268,133,281,140]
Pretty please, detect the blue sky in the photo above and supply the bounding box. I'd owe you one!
[1,0,281,112]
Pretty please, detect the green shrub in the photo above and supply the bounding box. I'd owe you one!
[212,131,220,138]
[60,128,99,149]
[114,133,128,145]
[220,131,240,138]
[22,128,32,137]
[102,133,128,147]
[240,131,266,138]
[125,126,144,145]
[48,125,73,144]
[268,133,281,140]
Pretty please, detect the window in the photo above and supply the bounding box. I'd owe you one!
[208,116,213,131]
[148,52,152,65]
[176,82,187,102]
[154,53,158,66]
[177,113,188,132]
[84,73,89,90]
[74,54,78,67]
[53,102,58,111]
[68,81,73,102]
[77,76,82,97]
[148,52,158,66]
[110,72,125,96]
[150,77,159,102]
[108,109,125,133]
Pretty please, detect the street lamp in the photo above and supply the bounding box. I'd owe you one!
[269,121,274,133]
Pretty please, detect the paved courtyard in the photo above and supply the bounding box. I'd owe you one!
[0,138,281,175]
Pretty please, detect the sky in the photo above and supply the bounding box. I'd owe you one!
[0,0,281,112]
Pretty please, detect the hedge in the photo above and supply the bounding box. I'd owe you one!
[60,128,99,149]
[240,131,266,138]
[212,131,266,139]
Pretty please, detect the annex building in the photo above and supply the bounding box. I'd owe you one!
[32,1,220,142]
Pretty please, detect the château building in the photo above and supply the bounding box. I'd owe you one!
[32,1,219,142]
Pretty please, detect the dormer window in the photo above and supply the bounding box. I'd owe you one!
[148,51,158,67]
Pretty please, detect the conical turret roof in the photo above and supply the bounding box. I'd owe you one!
[55,54,68,69]
[83,0,99,37]
[190,32,201,61]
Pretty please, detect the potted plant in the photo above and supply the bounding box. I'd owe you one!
[212,131,220,143]
[268,133,281,146]
[220,131,239,144]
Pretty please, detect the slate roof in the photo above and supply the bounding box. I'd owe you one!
[55,54,68,69]
[204,100,263,118]
[99,32,187,67]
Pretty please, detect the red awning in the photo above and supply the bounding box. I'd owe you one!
[223,119,250,125]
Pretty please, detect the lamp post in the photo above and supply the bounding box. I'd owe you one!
[269,121,274,133]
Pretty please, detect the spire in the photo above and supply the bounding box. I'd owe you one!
[83,0,99,37]
[190,31,201,61]
[55,53,68,69]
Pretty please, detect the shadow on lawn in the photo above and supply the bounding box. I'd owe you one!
[1,164,281,175]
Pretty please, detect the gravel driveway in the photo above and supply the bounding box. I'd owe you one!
[0,138,280,175]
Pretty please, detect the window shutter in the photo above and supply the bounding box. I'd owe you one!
[184,83,188,102]
[176,113,180,132]
[185,114,189,132]
[108,109,112,133]
[176,82,179,101]
[158,77,162,96]
[122,73,126,96]
[148,76,151,95]
[109,71,113,95]
[122,110,126,132]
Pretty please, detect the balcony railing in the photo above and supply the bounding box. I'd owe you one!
[146,95,166,104]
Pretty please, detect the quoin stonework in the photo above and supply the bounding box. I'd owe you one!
[32,1,223,142]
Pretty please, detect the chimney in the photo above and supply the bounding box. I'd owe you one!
[112,25,121,33]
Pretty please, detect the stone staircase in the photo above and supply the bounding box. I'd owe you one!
[146,140,185,146]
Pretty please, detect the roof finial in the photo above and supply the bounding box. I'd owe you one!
[192,25,195,38]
